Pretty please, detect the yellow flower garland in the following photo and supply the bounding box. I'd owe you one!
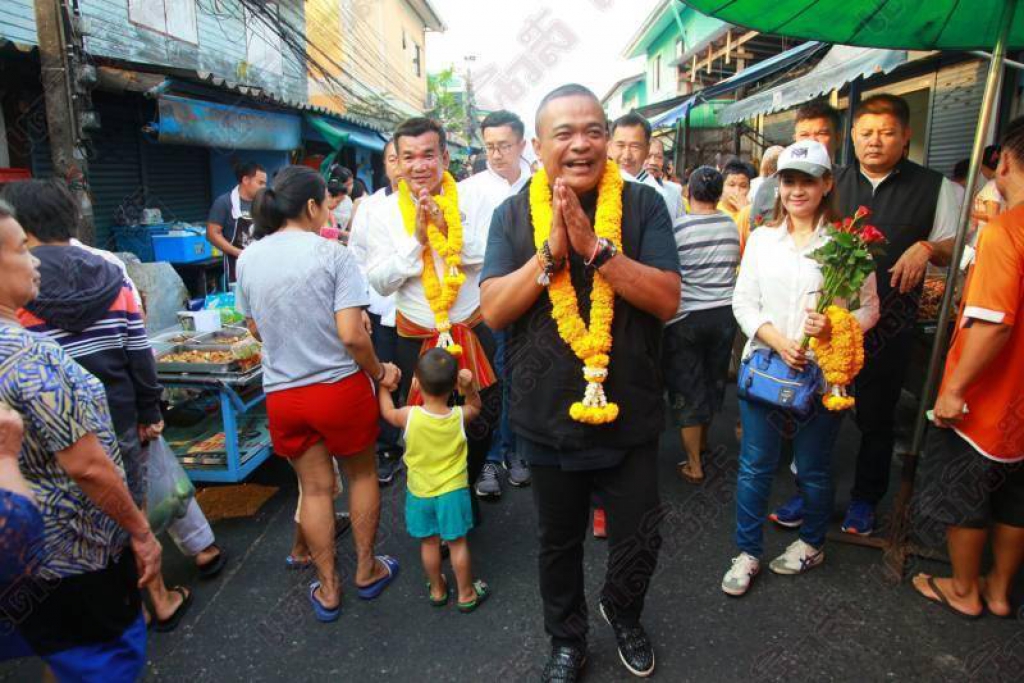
[529,161,624,424]
[810,305,865,411]
[397,172,465,356]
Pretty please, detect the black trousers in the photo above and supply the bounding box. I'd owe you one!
[369,313,401,452]
[395,326,500,522]
[852,325,915,504]
[532,444,662,648]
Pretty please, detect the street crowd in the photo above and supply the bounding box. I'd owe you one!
[0,82,1021,683]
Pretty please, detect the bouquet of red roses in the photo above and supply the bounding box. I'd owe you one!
[803,206,886,411]
[809,205,886,315]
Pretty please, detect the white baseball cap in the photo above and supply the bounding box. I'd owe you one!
[775,140,831,178]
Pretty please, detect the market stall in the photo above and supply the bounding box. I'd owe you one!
[152,325,272,484]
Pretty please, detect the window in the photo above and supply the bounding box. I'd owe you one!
[128,0,198,43]
[414,43,422,78]
[654,55,662,92]
[245,2,283,75]
[402,29,407,50]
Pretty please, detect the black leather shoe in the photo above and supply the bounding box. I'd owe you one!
[599,601,655,677]
[541,644,587,682]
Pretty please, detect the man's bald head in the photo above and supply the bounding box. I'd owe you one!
[535,84,603,133]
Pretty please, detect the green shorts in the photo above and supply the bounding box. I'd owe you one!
[405,488,474,541]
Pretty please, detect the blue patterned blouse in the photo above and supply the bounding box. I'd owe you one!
[0,322,128,579]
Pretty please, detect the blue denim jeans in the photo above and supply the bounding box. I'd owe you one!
[486,328,516,463]
[735,399,843,557]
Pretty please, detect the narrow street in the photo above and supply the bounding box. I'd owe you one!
[5,390,1019,683]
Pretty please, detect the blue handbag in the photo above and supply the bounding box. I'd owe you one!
[737,348,823,415]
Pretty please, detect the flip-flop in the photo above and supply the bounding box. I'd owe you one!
[308,581,341,623]
[458,580,490,613]
[197,545,227,579]
[154,587,194,633]
[677,462,705,485]
[428,576,450,607]
[286,555,313,570]
[356,555,400,600]
[914,575,983,621]
[979,578,1015,619]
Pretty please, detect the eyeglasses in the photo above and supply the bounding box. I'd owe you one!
[485,143,516,156]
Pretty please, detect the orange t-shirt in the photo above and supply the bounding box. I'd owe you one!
[940,204,1024,462]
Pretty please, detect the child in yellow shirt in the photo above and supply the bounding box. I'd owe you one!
[378,348,489,612]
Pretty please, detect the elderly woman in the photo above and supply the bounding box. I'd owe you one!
[0,199,160,681]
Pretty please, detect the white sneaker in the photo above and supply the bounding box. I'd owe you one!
[769,539,825,575]
[721,552,760,596]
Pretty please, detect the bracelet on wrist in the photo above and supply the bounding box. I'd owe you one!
[917,240,934,255]
[373,365,386,382]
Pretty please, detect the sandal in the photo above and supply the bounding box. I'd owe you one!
[913,574,983,620]
[428,576,450,607]
[286,554,313,570]
[308,581,341,623]
[197,545,227,579]
[154,586,194,633]
[677,462,704,485]
[356,555,400,600]
[458,580,490,613]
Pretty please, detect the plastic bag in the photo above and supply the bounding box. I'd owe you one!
[204,292,245,326]
[146,437,196,535]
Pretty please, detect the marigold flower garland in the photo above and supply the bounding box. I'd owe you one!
[398,172,465,356]
[809,305,865,411]
[530,161,624,425]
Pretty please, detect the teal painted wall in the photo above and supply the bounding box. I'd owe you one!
[0,1,37,46]
[622,81,647,111]
[639,7,726,104]
[0,1,307,103]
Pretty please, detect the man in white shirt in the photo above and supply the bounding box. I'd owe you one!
[611,113,685,220]
[349,139,405,485]
[457,111,532,497]
[363,117,500,518]
[645,138,686,213]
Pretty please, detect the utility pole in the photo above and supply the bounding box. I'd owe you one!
[34,0,96,243]
[463,54,478,146]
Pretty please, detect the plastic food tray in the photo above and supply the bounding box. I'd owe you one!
[156,344,240,374]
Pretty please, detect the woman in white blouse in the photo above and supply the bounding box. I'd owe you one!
[723,140,880,597]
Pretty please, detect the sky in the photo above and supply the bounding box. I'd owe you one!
[426,0,662,139]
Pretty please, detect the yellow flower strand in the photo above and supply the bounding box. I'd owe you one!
[397,172,465,356]
[810,306,865,411]
[530,161,624,424]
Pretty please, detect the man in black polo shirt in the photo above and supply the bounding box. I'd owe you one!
[480,84,680,682]
[835,94,958,535]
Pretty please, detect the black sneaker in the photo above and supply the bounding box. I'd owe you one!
[599,601,655,677]
[541,644,586,683]
[377,451,403,486]
[474,462,502,499]
[505,455,531,487]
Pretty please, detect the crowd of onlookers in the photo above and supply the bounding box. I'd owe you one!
[0,86,1020,682]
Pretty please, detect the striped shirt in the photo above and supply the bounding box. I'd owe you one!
[669,212,741,324]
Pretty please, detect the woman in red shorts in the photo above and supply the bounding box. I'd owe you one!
[236,166,402,622]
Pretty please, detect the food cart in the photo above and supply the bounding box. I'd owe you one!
[152,327,272,483]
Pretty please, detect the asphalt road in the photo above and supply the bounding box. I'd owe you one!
[2,388,1022,682]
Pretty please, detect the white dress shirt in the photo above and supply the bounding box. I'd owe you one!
[363,183,489,329]
[621,168,685,220]
[348,187,397,326]
[458,158,532,230]
[733,220,881,360]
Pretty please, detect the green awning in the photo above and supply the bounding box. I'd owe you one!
[680,0,1024,51]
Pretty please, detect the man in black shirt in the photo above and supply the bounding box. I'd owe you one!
[206,161,266,282]
[480,84,680,682]
[834,94,957,535]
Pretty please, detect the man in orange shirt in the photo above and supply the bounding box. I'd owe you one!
[912,116,1024,620]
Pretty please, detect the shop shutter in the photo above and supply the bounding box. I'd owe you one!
[927,60,987,178]
[28,99,142,250]
[762,110,796,147]
[140,139,211,225]
[87,97,146,250]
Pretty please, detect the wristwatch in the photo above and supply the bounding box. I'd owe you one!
[591,238,618,269]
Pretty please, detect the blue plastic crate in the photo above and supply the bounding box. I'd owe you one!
[152,232,214,263]
[112,223,172,262]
